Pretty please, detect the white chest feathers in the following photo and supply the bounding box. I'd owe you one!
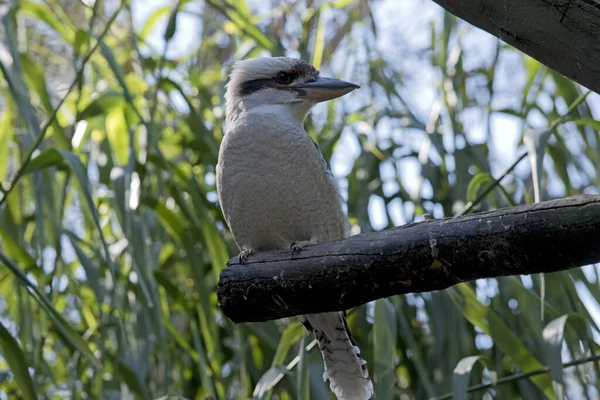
[216,110,348,251]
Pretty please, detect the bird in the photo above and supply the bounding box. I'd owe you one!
[216,56,373,400]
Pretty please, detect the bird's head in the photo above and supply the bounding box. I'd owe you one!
[225,57,359,125]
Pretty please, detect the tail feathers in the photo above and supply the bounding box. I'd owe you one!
[300,312,373,400]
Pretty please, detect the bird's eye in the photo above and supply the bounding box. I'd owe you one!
[275,72,291,84]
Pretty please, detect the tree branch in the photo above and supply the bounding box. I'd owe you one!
[217,195,600,323]
[430,0,600,94]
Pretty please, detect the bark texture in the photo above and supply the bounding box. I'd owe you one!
[431,0,600,93]
[218,195,600,323]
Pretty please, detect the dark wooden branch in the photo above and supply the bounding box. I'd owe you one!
[217,195,600,323]
[430,0,600,94]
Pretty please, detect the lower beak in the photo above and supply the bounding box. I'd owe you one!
[295,76,360,102]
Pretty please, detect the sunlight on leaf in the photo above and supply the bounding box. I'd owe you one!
[543,313,588,398]
[452,355,490,400]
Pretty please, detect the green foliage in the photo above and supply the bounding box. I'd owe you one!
[0,1,599,399]
[0,320,37,400]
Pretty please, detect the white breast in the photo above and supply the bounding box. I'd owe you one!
[216,110,347,252]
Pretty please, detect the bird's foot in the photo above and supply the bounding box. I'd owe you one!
[291,240,318,255]
[238,249,254,265]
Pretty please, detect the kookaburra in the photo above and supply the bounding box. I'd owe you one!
[216,57,373,400]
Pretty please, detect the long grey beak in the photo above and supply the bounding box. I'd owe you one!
[295,76,360,102]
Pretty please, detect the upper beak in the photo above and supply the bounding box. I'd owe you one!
[294,76,360,102]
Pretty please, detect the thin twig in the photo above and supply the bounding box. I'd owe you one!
[0,1,125,207]
[431,353,600,400]
[455,152,528,216]
[456,88,591,217]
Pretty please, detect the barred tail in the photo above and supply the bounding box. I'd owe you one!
[299,312,373,400]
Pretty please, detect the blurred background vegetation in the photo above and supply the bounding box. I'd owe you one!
[0,0,599,399]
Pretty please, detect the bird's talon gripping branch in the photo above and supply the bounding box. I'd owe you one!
[291,239,318,255]
[237,249,254,265]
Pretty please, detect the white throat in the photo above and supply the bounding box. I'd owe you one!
[226,95,314,127]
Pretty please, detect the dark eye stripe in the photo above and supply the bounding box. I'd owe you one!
[236,63,316,97]
[232,59,319,97]
[238,72,302,97]
[239,78,278,96]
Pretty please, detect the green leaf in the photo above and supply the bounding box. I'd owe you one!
[100,42,133,102]
[465,172,494,203]
[20,150,102,245]
[143,198,188,241]
[523,128,552,203]
[373,298,397,398]
[0,227,37,271]
[164,319,200,363]
[452,355,489,400]
[563,90,591,118]
[251,323,304,398]
[63,231,104,301]
[0,98,14,181]
[546,143,573,195]
[105,107,129,165]
[78,92,126,120]
[20,54,67,147]
[15,148,123,324]
[115,357,151,400]
[164,3,180,41]
[330,0,354,8]
[448,284,556,399]
[0,9,41,138]
[567,118,600,130]
[22,149,65,174]
[206,0,273,50]
[312,13,325,69]
[19,1,75,44]
[0,320,37,400]
[542,313,587,397]
[189,320,220,399]
[295,335,309,400]
[139,6,171,40]
[272,322,304,367]
[73,29,91,56]
[397,307,436,396]
[0,250,100,367]
[549,71,580,109]
[201,219,229,278]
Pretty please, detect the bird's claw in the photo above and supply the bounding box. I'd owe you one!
[238,249,254,265]
[291,240,318,255]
